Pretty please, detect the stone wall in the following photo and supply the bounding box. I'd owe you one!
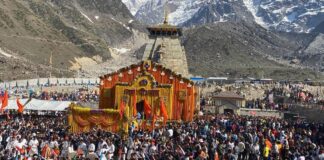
[239,108,283,118]
[202,106,283,118]
[288,105,324,123]
[142,37,189,78]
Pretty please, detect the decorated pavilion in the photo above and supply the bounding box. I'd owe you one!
[68,60,197,133]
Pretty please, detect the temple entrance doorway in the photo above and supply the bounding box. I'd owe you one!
[136,100,145,119]
[224,109,234,115]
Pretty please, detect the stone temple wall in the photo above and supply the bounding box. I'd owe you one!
[142,37,189,78]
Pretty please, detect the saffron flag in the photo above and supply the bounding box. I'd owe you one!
[119,100,125,120]
[151,114,157,131]
[143,99,152,117]
[1,91,8,112]
[133,94,137,116]
[17,98,24,113]
[160,100,168,125]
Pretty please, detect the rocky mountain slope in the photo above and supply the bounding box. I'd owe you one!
[0,0,146,81]
[123,0,324,33]
[0,0,323,82]
[182,21,323,79]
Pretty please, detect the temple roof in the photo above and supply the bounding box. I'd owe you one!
[99,61,193,85]
[146,11,182,36]
[147,24,182,36]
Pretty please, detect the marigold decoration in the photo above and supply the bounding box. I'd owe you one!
[69,60,197,133]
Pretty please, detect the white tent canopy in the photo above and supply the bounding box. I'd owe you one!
[74,78,82,85]
[0,83,5,89]
[28,79,39,86]
[82,78,90,85]
[9,81,17,87]
[49,78,58,85]
[17,80,28,87]
[39,78,49,86]
[4,99,72,111]
[66,78,75,85]
[58,78,67,85]
[89,78,97,85]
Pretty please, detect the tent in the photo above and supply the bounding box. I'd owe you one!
[0,83,5,89]
[49,78,58,85]
[9,81,17,88]
[74,78,82,85]
[5,99,72,111]
[39,78,49,86]
[5,99,29,110]
[58,78,67,85]
[66,78,75,85]
[16,80,28,87]
[82,78,90,85]
[28,79,39,87]
[89,78,97,85]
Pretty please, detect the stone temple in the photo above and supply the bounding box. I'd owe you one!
[141,15,189,78]
[68,14,197,133]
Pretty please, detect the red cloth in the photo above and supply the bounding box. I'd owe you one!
[160,100,168,125]
[119,100,125,120]
[1,91,8,112]
[16,146,25,154]
[17,98,24,113]
[143,99,152,117]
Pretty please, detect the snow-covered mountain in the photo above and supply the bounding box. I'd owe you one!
[244,0,324,33]
[122,0,324,33]
[121,0,150,15]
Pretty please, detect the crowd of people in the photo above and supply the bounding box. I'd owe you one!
[0,87,99,102]
[1,112,323,160]
[31,89,99,102]
[244,83,324,110]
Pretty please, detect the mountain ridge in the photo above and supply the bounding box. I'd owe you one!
[123,0,324,33]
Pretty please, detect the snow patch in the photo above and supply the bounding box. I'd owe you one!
[111,17,131,31]
[112,48,130,54]
[243,0,269,29]
[168,0,202,25]
[94,16,99,20]
[128,19,134,23]
[80,11,94,23]
[0,48,13,58]
[299,10,321,17]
